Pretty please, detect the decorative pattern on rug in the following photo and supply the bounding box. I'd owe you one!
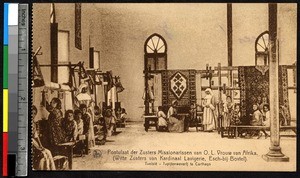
[170,72,187,99]
[278,66,292,125]
[238,66,291,125]
[238,67,247,122]
[161,70,196,107]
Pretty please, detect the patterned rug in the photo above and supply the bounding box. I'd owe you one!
[238,66,291,125]
[161,70,196,107]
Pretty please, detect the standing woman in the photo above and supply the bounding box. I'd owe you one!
[47,98,66,151]
[202,88,216,132]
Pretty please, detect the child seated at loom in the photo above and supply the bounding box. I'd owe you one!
[231,104,241,126]
[93,107,107,145]
[120,108,127,123]
[62,110,78,142]
[115,108,127,128]
[104,109,117,137]
[73,109,86,156]
[262,104,270,127]
[93,106,102,125]
[258,104,270,139]
[157,106,168,132]
[115,107,122,123]
[247,103,267,139]
[229,104,241,138]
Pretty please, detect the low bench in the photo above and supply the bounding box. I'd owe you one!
[230,125,297,138]
[143,115,158,132]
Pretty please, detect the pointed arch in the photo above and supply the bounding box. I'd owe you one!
[144,33,167,71]
[255,31,269,66]
[144,33,167,54]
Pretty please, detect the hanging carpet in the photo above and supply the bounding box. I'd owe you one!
[161,70,196,108]
[238,66,291,125]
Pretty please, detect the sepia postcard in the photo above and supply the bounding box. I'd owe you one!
[31,3,297,171]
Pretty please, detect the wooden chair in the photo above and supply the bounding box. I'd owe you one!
[187,106,203,132]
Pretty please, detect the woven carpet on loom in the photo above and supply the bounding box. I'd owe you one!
[161,70,196,107]
[238,66,291,125]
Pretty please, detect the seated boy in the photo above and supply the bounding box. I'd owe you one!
[247,103,264,138]
[231,104,241,125]
[120,108,127,123]
[229,104,241,138]
[104,109,117,137]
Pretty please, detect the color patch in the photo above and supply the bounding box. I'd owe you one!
[2,133,8,176]
[3,89,8,132]
[4,3,9,45]
[3,46,8,89]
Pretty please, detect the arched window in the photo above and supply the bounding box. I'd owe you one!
[144,33,167,71]
[255,31,269,66]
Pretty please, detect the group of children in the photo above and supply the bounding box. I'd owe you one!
[248,103,270,139]
[93,106,127,144]
[222,95,270,139]
[155,94,270,139]
[32,97,127,170]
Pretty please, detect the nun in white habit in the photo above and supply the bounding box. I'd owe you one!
[202,88,217,132]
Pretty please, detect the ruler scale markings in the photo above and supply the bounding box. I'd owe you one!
[16,4,28,177]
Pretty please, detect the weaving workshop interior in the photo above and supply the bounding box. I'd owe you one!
[31,3,297,171]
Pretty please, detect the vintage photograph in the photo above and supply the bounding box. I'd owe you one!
[31,3,297,171]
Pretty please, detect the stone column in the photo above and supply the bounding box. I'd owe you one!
[227,3,233,97]
[262,3,289,162]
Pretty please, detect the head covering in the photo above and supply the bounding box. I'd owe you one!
[205,88,212,95]
[171,100,178,106]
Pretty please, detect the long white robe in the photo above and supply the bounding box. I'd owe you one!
[203,95,215,131]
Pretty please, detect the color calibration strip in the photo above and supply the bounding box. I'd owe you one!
[8,3,20,177]
[3,3,9,177]
[3,4,24,177]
